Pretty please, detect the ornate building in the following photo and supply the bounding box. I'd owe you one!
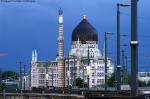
[30,10,114,89]
[64,16,114,88]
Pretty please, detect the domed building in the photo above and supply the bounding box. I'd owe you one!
[64,16,114,88]
[30,10,114,89]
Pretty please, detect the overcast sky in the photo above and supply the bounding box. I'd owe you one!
[0,0,150,73]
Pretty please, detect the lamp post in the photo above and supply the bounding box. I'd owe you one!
[67,56,70,87]
[45,61,49,89]
[81,57,85,88]
[104,32,113,91]
[0,68,2,81]
[73,55,76,87]
[121,49,125,85]
[51,68,54,88]
[23,65,26,90]
[125,56,128,84]
[116,3,130,91]
[131,0,138,96]
[86,66,90,89]
[17,61,23,90]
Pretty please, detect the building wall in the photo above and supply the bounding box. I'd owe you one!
[64,41,114,88]
[138,72,150,83]
[31,61,58,89]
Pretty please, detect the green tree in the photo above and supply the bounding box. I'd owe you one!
[75,77,84,88]
[138,80,147,87]
[2,71,18,80]
[108,73,115,87]
[108,72,131,87]
[0,81,6,91]
[127,74,131,85]
[147,80,150,86]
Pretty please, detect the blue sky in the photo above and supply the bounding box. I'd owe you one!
[0,0,150,73]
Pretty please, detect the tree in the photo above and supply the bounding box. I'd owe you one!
[75,77,84,88]
[147,80,150,86]
[0,81,6,91]
[108,72,131,87]
[2,71,18,80]
[138,80,147,87]
[108,73,115,87]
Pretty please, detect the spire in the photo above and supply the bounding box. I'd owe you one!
[34,49,37,62]
[32,50,35,62]
[31,50,37,63]
[103,39,105,56]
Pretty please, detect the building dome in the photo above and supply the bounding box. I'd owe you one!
[72,17,98,44]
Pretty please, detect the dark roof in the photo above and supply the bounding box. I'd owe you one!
[72,18,98,44]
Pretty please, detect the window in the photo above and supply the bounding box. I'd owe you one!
[39,74,45,79]
[92,79,95,83]
[92,73,95,76]
[38,68,45,73]
[92,66,95,70]
[97,72,100,77]
[147,73,150,77]
[97,79,100,83]
[97,66,100,70]
[39,80,45,84]
[100,79,104,84]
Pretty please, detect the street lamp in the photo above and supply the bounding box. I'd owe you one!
[116,3,130,91]
[86,66,90,89]
[131,0,138,96]
[23,65,26,90]
[66,55,70,87]
[50,68,54,88]
[45,61,49,89]
[80,58,85,88]
[104,32,113,91]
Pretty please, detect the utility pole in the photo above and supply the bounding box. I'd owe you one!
[29,63,31,90]
[131,0,138,96]
[87,46,90,89]
[121,49,125,85]
[68,56,70,87]
[116,3,130,91]
[45,61,48,89]
[81,57,85,88]
[0,68,2,81]
[125,56,128,84]
[17,61,23,90]
[73,56,76,87]
[104,32,112,91]
[117,3,121,91]
[24,65,26,90]
[51,69,54,87]
[104,32,108,91]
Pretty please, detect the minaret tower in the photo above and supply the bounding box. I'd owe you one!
[57,9,65,87]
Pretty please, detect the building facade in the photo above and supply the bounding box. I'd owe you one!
[31,10,114,89]
[138,72,150,84]
[64,16,114,88]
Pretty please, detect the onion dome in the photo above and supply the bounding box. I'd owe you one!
[72,16,98,44]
